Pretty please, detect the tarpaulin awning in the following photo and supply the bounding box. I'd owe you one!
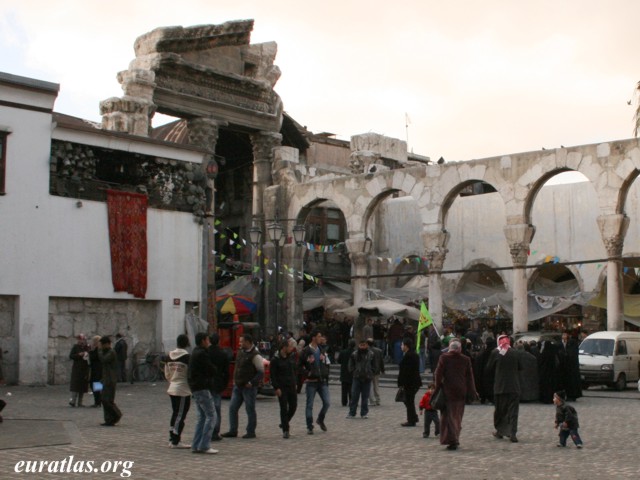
[336,300,420,321]
[303,281,352,311]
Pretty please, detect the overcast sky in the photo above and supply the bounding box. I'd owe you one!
[2,0,639,162]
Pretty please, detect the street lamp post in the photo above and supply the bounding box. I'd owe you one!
[248,224,263,330]
[293,224,307,333]
[267,220,284,334]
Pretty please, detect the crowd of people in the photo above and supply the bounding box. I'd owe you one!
[61,320,586,454]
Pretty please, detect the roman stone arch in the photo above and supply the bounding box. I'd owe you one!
[390,255,429,288]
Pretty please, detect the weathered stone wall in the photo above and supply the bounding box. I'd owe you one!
[0,296,17,384]
[47,297,159,385]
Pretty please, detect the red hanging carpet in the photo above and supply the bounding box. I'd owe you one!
[107,190,148,299]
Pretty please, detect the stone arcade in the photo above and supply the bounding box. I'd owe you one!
[1,20,640,384]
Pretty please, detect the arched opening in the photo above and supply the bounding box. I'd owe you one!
[445,263,509,337]
[528,262,586,334]
[364,190,423,294]
[297,199,350,328]
[589,256,640,332]
[529,169,598,333]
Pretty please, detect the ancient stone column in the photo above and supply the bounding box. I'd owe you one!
[346,237,371,341]
[250,131,282,220]
[187,117,221,331]
[250,131,282,334]
[422,227,449,333]
[346,238,370,307]
[597,214,629,331]
[504,223,535,334]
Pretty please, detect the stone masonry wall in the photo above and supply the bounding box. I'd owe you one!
[47,297,159,385]
[0,296,17,384]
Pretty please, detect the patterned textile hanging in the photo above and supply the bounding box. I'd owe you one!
[106,190,148,298]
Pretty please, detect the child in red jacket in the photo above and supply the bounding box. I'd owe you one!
[418,383,440,438]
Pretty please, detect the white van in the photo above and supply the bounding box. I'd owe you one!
[578,331,640,391]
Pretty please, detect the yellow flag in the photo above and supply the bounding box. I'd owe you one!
[416,302,433,352]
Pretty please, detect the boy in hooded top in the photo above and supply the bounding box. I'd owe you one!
[165,334,191,448]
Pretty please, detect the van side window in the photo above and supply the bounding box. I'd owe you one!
[616,340,627,355]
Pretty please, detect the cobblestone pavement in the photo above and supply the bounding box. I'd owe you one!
[0,381,639,480]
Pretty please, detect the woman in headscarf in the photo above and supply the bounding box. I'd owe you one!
[434,339,477,450]
[538,340,560,404]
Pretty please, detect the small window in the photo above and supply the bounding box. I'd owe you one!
[616,340,627,356]
[0,132,7,194]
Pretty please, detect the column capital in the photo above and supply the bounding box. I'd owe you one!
[187,117,226,152]
[597,213,629,258]
[421,226,449,272]
[250,131,283,161]
[504,223,535,267]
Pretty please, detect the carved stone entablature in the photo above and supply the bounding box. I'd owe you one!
[152,57,281,114]
[101,20,284,136]
[597,214,629,258]
[134,20,255,56]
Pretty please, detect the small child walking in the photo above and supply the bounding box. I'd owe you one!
[553,390,583,448]
[418,383,440,438]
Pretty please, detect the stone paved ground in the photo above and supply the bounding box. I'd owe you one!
[0,381,639,480]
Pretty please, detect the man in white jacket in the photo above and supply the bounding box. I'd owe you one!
[165,334,191,448]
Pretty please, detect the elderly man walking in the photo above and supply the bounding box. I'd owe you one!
[434,339,477,450]
[486,334,523,443]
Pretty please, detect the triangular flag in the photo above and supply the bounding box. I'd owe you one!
[416,301,433,353]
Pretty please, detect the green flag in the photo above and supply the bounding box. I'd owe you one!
[416,301,433,352]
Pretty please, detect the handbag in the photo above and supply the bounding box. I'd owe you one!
[92,381,103,392]
[430,386,446,410]
[395,387,406,403]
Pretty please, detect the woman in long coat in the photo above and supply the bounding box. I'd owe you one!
[434,339,477,450]
[69,334,90,407]
[397,338,422,426]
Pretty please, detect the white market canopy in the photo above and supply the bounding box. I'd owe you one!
[336,299,420,321]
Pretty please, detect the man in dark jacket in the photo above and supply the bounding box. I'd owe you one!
[188,332,218,454]
[221,334,264,439]
[397,338,422,427]
[347,340,374,419]
[207,333,229,442]
[98,336,122,426]
[338,340,355,406]
[486,334,523,442]
[299,330,330,435]
[270,339,298,438]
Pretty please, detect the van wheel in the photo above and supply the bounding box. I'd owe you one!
[614,373,626,391]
